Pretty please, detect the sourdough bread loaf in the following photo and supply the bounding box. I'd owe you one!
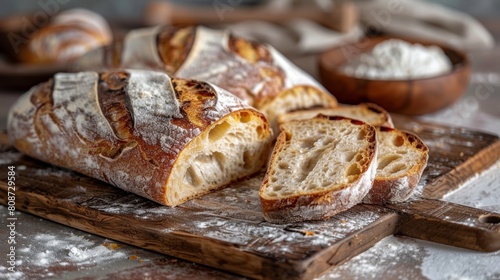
[19,9,112,64]
[363,126,429,204]
[278,103,394,128]
[75,25,338,131]
[8,69,273,206]
[259,116,378,223]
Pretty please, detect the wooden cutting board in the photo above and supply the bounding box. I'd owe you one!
[1,116,500,280]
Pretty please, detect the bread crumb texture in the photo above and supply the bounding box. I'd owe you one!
[263,118,375,198]
[260,116,378,223]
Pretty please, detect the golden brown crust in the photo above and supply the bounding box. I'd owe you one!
[227,35,272,64]
[73,26,337,138]
[75,26,336,125]
[170,28,286,108]
[157,26,196,75]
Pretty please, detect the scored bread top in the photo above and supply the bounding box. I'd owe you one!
[73,25,338,131]
[159,26,334,105]
[260,115,378,223]
[363,126,429,204]
[278,103,394,128]
[8,69,273,206]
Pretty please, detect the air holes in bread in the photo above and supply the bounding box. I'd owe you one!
[344,151,357,162]
[240,112,251,123]
[209,121,230,142]
[278,162,289,169]
[257,125,267,139]
[303,156,320,173]
[378,155,402,170]
[393,135,405,146]
[346,163,361,178]
[273,185,284,192]
[357,129,366,140]
[300,136,320,149]
[389,163,406,173]
[306,184,319,191]
[185,166,202,186]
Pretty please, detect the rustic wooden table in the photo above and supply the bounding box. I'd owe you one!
[1,22,500,280]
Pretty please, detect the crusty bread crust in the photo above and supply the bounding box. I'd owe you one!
[362,127,429,204]
[74,26,337,131]
[174,26,339,129]
[8,70,273,206]
[260,116,378,223]
[277,103,394,128]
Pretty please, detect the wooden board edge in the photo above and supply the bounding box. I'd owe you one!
[0,178,404,280]
[2,179,391,280]
[0,181,292,280]
[422,139,500,199]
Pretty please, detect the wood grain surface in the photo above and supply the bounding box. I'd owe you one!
[1,117,500,280]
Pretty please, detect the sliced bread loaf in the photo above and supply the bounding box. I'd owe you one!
[362,127,429,204]
[259,115,378,223]
[277,103,394,128]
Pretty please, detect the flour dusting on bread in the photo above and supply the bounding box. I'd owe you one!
[121,26,165,69]
[8,70,273,206]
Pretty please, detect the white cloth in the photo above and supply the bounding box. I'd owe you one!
[219,0,494,56]
[356,0,494,51]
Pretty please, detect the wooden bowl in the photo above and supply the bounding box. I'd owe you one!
[318,36,471,115]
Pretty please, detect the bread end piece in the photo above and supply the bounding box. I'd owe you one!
[259,116,378,223]
[363,127,429,204]
[166,109,273,206]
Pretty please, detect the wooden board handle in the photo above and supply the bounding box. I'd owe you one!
[385,198,500,252]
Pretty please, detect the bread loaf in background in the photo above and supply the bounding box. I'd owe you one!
[19,9,112,64]
[75,25,338,131]
[260,116,378,223]
[8,69,273,206]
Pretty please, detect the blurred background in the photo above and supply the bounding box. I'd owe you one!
[1,0,499,20]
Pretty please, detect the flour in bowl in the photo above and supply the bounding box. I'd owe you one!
[342,39,452,80]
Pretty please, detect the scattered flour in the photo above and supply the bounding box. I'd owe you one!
[421,242,500,280]
[444,160,500,213]
[319,235,424,280]
[342,39,452,80]
[0,152,22,165]
[16,233,124,269]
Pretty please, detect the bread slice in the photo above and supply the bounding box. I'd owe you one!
[277,103,394,128]
[259,115,378,223]
[362,127,429,204]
